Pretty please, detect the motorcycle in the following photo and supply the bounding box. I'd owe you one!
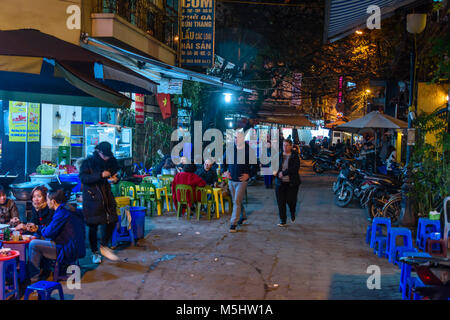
[299,145,314,160]
[312,150,345,174]
[400,256,450,300]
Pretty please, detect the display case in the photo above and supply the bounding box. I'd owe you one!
[85,126,132,160]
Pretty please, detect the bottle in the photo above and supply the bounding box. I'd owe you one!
[4,228,10,241]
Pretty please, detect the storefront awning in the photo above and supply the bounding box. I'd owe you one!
[83,37,253,93]
[323,0,428,43]
[0,29,159,107]
[258,116,315,128]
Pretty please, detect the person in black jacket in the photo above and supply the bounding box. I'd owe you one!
[79,141,120,264]
[16,186,54,236]
[274,138,301,226]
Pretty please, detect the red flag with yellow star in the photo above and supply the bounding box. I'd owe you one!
[157,93,172,119]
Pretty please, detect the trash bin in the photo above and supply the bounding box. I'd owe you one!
[130,206,146,239]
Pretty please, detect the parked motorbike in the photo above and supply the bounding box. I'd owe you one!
[312,150,346,173]
[299,145,314,160]
[400,256,450,300]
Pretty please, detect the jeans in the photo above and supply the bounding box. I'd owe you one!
[88,222,116,253]
[275,182,299,223]
[264,175,273,188]
[28,239,57,277]
[228,180,248,226]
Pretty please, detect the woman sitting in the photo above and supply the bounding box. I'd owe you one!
[16,186,54,235]
[0,185,20,226]
[28,189,86,281]
[172,164,206,211]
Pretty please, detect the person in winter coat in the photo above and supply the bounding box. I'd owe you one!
[28,189,85,281]
[274,138,301,226]
[79,141,120,264]
[0,185,19,226]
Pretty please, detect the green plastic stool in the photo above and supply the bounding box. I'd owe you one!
[175,184,194,220]
[139,182,159,216]
[196,186,214,220]
[119,181,138,206]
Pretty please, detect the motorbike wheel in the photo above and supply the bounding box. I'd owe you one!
[382,195,403,226]
[334,185,353,207]
[364,198,384,221]
[313,162,324,174]
[332,179,342,194]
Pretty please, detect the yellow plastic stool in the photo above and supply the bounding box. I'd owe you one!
[209,188,224,219]
[155,187,170,216]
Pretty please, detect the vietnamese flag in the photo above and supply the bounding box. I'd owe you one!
[157,93,172,119]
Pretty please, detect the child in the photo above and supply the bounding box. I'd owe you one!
[0,185,20,226]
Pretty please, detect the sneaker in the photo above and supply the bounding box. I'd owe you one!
[100,246,120,261]
[237,218,247,225]
[277,222,287,227]
[229,225,237,233]
[92,253,102,264]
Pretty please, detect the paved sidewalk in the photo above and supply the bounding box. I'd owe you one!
[68,161,402,300]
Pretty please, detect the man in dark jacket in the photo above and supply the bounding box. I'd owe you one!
[28,189,85,281]
[274,139,301,226]
[80,141,120,264]
[195,159,218,186]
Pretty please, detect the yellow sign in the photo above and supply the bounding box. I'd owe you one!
[8,101,40,142]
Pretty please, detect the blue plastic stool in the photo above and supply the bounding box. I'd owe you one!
[366,224,383,244]
[24,280,64,300]
[370,218,391,249]
[416,218,440,250]
[374,238,387,257]
[386,227,414,264]
[0,257,19,300]
[112,215,136,247]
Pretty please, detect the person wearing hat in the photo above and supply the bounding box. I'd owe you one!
[79,141,120,264]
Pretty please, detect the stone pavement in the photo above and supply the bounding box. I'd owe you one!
[67,161,403,300]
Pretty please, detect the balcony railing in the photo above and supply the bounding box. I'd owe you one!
[93,0,179,51]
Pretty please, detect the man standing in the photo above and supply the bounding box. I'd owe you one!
[80,141,120,264]
[275,139,301,226]
[309,136,317,155]
[223,130,255,233]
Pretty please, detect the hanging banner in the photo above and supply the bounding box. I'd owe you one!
[135,93,145,124]
[157,93,172,119]
[9,101,40,142]
[181,0,215,67]
[157,79,184,94]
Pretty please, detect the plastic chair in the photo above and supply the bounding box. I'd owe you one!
[425,197,449,257]
[160,175,174,211]
[369,217,391,250]
[24,281,64,300]
[138,183,158,216]
[0,255,19,300]
[386,227,414,264]
[118,181,138,206]
[196,186,214,220]
[416,218,441,250]
[175,184,194,220]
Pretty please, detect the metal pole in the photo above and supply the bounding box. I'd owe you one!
[24,103,29,180]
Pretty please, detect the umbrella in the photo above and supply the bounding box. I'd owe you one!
[336,111,408,171]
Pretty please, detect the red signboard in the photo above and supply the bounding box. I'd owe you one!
[135,93,145,124]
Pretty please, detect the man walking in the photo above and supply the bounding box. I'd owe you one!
[223,130,256,233]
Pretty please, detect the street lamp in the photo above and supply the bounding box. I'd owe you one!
[401,13,427,227]
[223,93,232,103]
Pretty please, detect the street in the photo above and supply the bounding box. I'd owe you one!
[69,161,402,300]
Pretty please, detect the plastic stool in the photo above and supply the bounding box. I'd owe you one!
[394,247,418,267]
[112,216,136,247]
[416,218,441,250]
[387,227,414,264]
[373,238,387,258]
[24,280,64,300]
[399,251,431,300]
[370,218,391,249]
[0,257,19,300]
[366,224,383,245]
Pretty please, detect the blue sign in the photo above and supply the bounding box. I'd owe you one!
[181,0,215,67]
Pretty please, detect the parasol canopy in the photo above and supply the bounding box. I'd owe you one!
[335,111,407,133]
